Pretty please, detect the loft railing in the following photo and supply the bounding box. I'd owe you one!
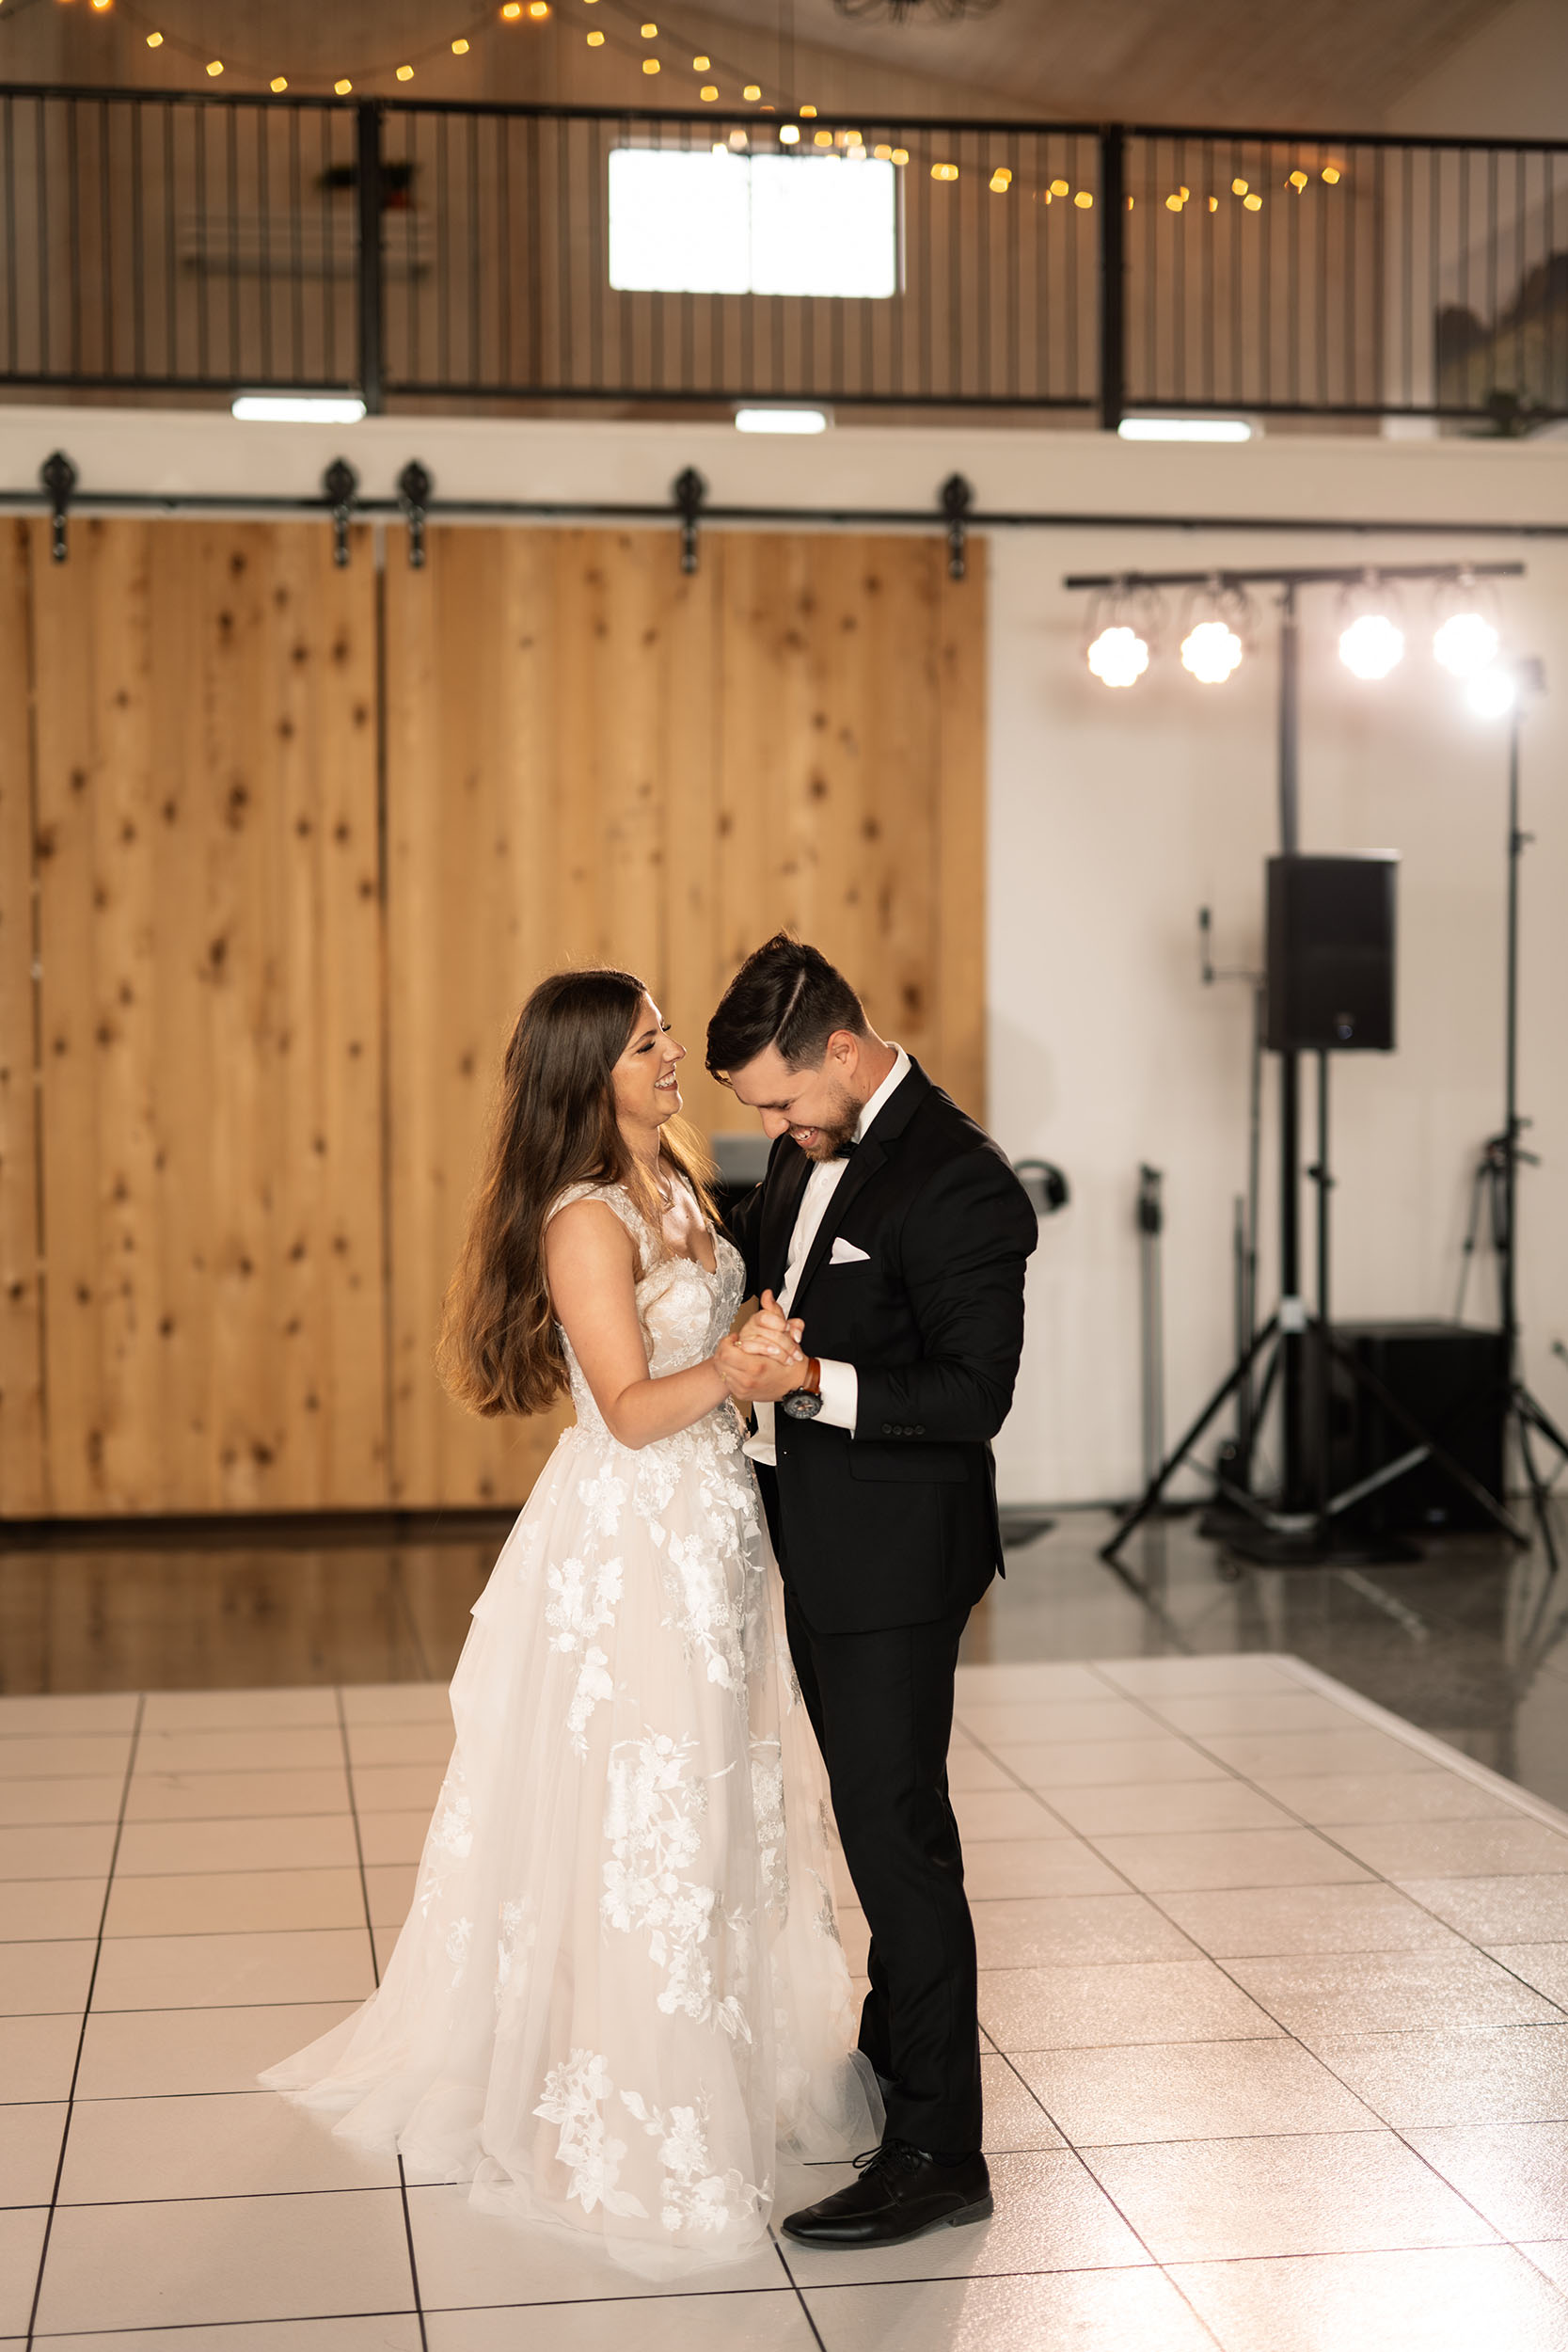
[1,85,1565,429]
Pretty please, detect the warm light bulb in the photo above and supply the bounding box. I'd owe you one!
[800,103,816,117]
[780,123,800,144]
[699,81,716,96]
[1339,612,1404,680]
[743,84,761,99]
[1165,193,1183,212]
[641,18,657,32]
[1074,190,1093,208]
[692,54,708,69]
[1180,619,1244,685]
[501,3,522,15]
[1323,165,1341,184]
[1289,168,1308,189]
[529,0,548,13]
[1087,626,1149,689]
[451,37,469,53]
[642,56,659,72]
[931,162,958,182]
[1433,610,1500,678]
[1243,193,1262,211]
[270,73,287,89]
[396,63,413,79]
[588,30,604,44]
[1050,178,1068,197]
[815,130,833,147]
[1232,177,1248,196]
[1466,667,1517,719]
[146,26,162,41]
[205,57,223,74]
[334,77,352,92]
[873,143,892,160]
[990,173,1010,194]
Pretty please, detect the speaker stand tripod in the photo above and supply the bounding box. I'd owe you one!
[1103,1050,1528,1566]
[1451,675,1568,1577]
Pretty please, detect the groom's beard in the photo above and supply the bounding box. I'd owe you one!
[791,1081,861,1161]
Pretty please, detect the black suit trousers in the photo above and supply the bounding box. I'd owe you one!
[756,1463,982,2157]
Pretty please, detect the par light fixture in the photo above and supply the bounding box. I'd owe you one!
[1179,579,1251,685]
[1085,581,1161,688]
[1338,577,1404,681]
[1088,624,1150,688]
[1433,571,1502,679]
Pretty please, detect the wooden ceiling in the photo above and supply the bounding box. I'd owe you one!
[0,0,1514,131]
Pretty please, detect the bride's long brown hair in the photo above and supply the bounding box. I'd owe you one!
[437,968,717,1419]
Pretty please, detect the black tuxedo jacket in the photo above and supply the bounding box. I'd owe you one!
[726,1060,1037,1635]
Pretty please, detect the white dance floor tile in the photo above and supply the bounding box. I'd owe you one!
[3,1652,1568,2346]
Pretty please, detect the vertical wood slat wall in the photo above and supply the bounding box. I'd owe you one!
[1,518,986,1518]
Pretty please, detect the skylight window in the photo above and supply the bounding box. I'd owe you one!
[608,148,897,299]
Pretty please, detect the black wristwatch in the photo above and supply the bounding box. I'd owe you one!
[780,1359,825,1420]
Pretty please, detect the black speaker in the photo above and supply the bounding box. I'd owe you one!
[1327,1321,1507,1532]
[1265,853,1397,1052]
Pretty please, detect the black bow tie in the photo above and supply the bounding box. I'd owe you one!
[830,1137,859,1159]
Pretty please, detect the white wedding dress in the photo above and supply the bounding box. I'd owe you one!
[262,1181,879,2271]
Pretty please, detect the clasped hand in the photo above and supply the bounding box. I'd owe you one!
[715,1290,808,1404]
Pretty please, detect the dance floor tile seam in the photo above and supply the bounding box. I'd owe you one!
[6,1659,1568,2348]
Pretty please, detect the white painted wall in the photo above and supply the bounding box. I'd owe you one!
[3,407,1565,1502]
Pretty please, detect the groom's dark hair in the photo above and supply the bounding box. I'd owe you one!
[706,932,868,1079]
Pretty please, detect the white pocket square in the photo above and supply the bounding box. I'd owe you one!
[830,1237,871,1265]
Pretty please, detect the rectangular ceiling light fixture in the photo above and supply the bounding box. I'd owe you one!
[608,148,896,300]
[231,394,369,423]
[735,406,830,433]
[1118,417,1255,441]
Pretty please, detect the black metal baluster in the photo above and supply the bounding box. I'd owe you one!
[258,103,273,387]
[288,103,303,383]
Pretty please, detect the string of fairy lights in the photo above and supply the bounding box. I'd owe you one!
[13,0,1351,227]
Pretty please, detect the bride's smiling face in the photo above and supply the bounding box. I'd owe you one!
[611,993,687,1136]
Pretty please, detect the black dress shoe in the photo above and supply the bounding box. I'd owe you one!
[781,2140,992,2247]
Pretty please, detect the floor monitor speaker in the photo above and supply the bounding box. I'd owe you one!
[1266,853,1397,1052]
[1326,1321,1507,1532]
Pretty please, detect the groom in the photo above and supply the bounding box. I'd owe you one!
[707,932,1037,2247]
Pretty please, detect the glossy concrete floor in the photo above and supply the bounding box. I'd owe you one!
[6,1502,1568,1809]
[7,1653,1568,2349]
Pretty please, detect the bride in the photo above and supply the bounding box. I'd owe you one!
[262,967,879,2268]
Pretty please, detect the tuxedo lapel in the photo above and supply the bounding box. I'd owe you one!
[790,1136,886,1309]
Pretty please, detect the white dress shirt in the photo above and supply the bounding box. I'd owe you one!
[744,1045,911,1469]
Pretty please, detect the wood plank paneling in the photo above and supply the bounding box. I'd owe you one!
[0,521,46,1515]
[12,516,982,1518]
[29,518,388,1513]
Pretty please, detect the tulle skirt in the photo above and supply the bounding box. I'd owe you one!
[261,1409,879,2273]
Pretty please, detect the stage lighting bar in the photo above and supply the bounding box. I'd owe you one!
[1068,563,1521,699]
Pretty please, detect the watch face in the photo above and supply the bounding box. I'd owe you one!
[784,1389,824,1420]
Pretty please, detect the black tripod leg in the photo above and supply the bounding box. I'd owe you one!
[1101,1321,1280,1564]
[1517,1385,1568,1469]
[1324,1335,1528,1546]
[1516,1407,1562,1580]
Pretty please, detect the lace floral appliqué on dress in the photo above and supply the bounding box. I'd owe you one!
[261,1181,878,2273]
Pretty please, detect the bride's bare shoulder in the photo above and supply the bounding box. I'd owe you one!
[545,1184,644,1260]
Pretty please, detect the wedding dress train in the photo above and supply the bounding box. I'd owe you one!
[262,1181,879,2270]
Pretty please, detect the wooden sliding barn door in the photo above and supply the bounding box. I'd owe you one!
[22,517,388,1515]
[2,516,983,1519]
[385,524,985,1512]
